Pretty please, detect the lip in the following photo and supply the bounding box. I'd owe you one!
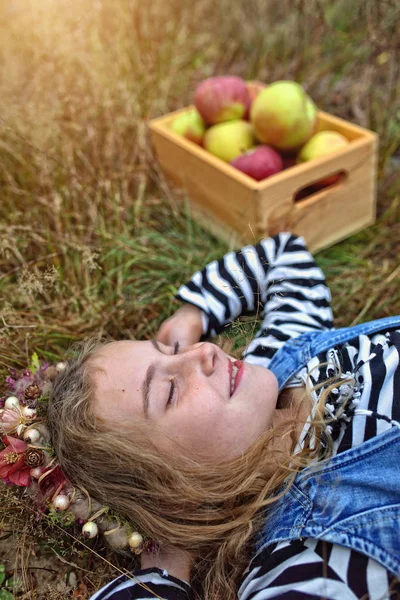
[232,360,244,395]
[228,359,244,398]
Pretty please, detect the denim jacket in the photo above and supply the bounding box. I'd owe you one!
[255,316,400,577]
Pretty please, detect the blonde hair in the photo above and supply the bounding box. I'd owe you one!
[47,337,349,600]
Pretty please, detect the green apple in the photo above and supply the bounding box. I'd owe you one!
[171,108,206,145]
[251,81,317,151]
[298,130,349,187]
[204,120,254,162]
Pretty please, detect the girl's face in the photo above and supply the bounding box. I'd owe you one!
[91,340,278,462]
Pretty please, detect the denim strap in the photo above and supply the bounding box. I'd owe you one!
[268,315,400,392]
[254,426,400,577]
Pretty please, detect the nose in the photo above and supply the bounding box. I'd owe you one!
[177,342,217,377]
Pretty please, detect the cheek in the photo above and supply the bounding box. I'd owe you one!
[252,367,278,395]
[179,391,224,434]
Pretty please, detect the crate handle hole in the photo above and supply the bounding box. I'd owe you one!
[294,170,348,203]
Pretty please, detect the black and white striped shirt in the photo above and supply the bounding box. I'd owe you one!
[91,233,400,600]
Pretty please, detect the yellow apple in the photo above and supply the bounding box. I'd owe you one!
[204,120,254,163]
[298,130,349,187]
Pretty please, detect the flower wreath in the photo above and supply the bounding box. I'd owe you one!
[0,353,159,557]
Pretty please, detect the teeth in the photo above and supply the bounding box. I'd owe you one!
[231,365,239,395]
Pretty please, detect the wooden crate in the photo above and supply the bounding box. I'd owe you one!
[149,106,378,252]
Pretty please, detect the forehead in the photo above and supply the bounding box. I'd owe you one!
[90,340,154,422]
[91,339,153,382]
[97,339,142,359]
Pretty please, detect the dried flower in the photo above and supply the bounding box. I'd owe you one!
[7,370,36,404]
[38,465,67,501]
[0,405,37,437]
[143,540,160,554]
[0,436,31,486]
[24,448,45,468]
[5,376,16,391]
[0,408,20,434]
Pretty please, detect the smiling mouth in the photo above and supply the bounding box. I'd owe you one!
[230,364,239,396]
[229,360,243,397]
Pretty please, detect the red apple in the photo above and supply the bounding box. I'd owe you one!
[297,130,349,187]
[244,80,267,119]
[230,145,283,181]
[171,108,206,145]
[251,81,317,151]
[204,120,254,163]
[194,76,250,125]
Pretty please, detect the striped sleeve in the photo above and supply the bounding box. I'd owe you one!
[89,568,192,600]
[238,539,398,600]
[176,232,333,364]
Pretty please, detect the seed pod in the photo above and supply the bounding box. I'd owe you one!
[82,522,98,539]
[128,532,143,551]
[69,495,103,521]
[5,396,20,410]
[22,406,37,419]
[24,448,45,467]
[103,526,130,550]
[24,384,41,402]
[53,494,70,512]
[30,467,44,479]
[24,428,40,443]
[30,422,51,445]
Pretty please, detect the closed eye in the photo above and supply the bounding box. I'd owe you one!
[167,341,180,406]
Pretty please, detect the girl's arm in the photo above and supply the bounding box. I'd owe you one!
[168,232,333,345]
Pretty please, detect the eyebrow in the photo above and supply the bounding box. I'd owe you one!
[141,339,164,418]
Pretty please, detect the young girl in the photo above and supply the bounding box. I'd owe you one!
[47,232,400,600]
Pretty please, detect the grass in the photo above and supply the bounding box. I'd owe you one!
[0,0,399,596]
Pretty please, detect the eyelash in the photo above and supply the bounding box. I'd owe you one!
[167,341,180,406]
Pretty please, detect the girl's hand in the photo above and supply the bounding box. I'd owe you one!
[140,545,193,583]
[156,304,203,349]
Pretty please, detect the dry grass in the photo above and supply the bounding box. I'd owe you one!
[0,0,399,596]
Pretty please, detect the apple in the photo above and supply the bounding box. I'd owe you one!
[244,80,267,119]
[204,120,254,163]
[298,130,349,187]
[251,80,317,151]
[194,76,250,125]
[230,145,283,181]
[171,108,206,145]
